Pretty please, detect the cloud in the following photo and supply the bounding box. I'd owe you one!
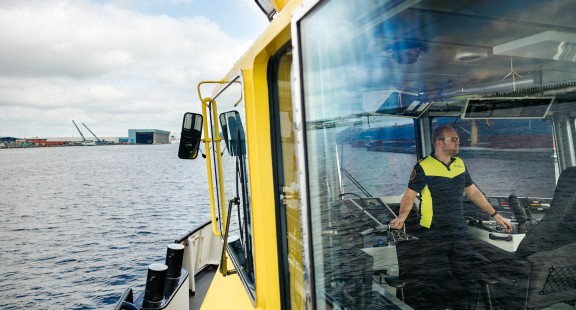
[0,0,260,137]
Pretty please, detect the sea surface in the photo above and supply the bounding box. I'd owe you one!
[0,144,210,309]
[0,142,559,309]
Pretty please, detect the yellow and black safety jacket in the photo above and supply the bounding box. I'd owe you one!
[408,154,474,230]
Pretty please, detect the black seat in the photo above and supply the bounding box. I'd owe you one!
[516,166,576,258]
[477,166,576,309]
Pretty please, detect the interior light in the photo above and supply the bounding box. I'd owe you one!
[493,31,576,61]
[455,51,488,63]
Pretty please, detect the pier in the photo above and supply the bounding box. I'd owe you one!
[0,137,128,149]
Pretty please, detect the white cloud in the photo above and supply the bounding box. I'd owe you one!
[0,0,261,137]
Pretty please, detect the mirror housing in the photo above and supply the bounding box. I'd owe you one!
[178,112,203,159]
[219,111,246,156]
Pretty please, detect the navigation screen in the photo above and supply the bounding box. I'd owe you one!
[463,97,554,119]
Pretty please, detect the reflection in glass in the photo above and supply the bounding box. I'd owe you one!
[296,0,575,309]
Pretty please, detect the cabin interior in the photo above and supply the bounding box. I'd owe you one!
[278,1,576,309]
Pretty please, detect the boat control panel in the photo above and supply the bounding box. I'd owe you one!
[464,195,552,252]
[464,195,551,229]
[327,197,416,246]
[322,197,416,309]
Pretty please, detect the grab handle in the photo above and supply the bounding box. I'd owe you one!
[489,233,513,242]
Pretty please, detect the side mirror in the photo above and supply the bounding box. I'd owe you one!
[219,111,246,156]
[178,112,203,159]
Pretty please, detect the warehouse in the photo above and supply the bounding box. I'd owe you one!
[127,129,170,144]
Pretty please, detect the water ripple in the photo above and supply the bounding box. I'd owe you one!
[0,144,210,309]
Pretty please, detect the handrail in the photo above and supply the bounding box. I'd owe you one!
[174,220,213,244]
[113,288,135,310]
[197,80,243,107]
[197,80,243,237]
[200,97,223,237]
[119,302,139,310]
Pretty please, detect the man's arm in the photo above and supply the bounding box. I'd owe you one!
[390,188,417,229]
[464,184,512,232]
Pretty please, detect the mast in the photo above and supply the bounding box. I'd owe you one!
[82,123,101,142]
[72,120,86,142]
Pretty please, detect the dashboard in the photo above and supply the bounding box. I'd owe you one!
[465,196,551,226]
[464,195,552,252]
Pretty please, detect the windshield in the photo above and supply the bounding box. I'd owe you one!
[296,1,576,309]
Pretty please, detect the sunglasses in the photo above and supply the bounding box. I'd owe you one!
[439,137,460,142]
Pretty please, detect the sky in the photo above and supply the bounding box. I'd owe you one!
[0,0,269,138]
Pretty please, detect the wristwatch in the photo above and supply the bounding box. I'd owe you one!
[489,210,499,217]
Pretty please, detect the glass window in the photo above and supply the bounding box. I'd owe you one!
[297,1,576,309]
[434,117,556,197]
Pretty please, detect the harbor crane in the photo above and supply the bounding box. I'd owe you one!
[72,120,87,142]
[72,120,96,146]
[82,123,102,143]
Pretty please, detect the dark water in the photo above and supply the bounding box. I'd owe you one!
[338,144,557,199]
[0,144,210,309]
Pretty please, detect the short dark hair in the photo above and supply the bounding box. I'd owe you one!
[432,125,453,141]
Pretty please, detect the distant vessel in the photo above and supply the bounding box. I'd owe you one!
[342,117,553,158]
[82,140,96,146]
[169,134,180,144]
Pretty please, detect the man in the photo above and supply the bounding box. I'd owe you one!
[390,125,511,309]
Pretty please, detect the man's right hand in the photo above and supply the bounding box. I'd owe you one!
[390,217,405,230]
[395,188,417,230]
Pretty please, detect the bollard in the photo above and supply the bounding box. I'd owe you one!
[165,244,185,279]
[164,243,185,299]
[143,263,168,306]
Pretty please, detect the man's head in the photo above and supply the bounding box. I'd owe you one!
[433,125,460,156]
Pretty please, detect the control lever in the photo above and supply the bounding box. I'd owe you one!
[360,224,389,236]
[522,198,535,222]
[508,193,527,233]
[489,233,513,242]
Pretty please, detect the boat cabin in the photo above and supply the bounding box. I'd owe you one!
[116,0,576,309]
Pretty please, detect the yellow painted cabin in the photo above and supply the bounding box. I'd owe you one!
[115,1,576,309]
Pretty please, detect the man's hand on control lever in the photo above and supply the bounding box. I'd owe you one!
[390,217,405,230]
[494,214,512,233]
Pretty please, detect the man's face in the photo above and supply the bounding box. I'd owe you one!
[438,129,460,155]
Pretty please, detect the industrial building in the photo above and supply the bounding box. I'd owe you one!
[128,129,170,144]
[1,128,171,148]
